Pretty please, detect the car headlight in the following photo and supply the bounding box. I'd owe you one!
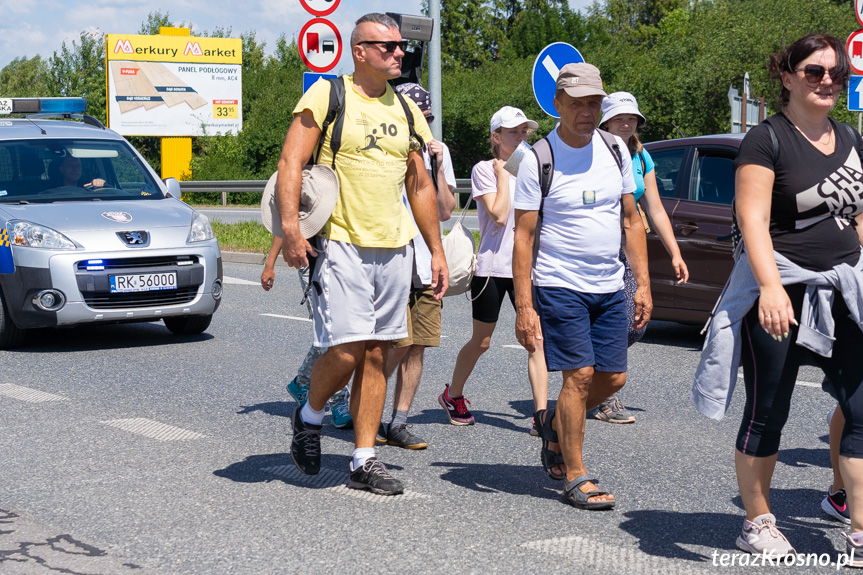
[187,211,215,243]
[8,220,77,249]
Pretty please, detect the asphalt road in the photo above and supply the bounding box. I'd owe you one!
[0,261,848,574]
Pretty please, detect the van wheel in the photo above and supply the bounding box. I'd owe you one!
[0,289,26,349]
[164,314,212,335]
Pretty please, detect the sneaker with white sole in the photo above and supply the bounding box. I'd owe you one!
[844,533,863,568]
[822,488,851,524]
[735,513,797,557]
[438,385,475,426]
[348,457,404,495]
[592,392,635,424]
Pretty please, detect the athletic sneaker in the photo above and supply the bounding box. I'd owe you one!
[376,423,388,444]
[330,399,353,429]
[286,376,309,406]
[290,407,321,475]
[735,513,797,557]
[844,533,863,568]
[438,385,475,426]
[348,457,404,495]
[822,488,851,524]
[592,392,635,424]
[386,423,428,449]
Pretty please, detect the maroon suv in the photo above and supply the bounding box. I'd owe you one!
[643,133,745,324]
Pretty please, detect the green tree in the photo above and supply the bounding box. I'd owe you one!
[47,30,106,123]
[0,56,49,96]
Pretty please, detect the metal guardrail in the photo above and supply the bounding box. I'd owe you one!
[180,178,473,206]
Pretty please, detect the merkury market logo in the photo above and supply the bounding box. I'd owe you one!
[113,39,237,59]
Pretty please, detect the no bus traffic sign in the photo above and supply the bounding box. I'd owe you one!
[298,18,343,73]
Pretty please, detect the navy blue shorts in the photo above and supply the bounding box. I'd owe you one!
[535,286,628,373]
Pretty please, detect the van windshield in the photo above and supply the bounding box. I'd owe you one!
[0,139,164,203]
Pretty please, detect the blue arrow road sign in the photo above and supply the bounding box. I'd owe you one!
[532,43,585,118]
[303,72,338,93]
[849,76,863,112]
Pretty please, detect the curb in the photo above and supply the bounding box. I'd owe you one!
[221,251,267,265]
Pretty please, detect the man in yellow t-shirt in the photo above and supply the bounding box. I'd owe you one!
[275,12,448,496]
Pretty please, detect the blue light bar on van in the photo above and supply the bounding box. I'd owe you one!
[0,97,88,115]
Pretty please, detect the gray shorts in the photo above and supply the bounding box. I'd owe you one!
[311,239,413,348]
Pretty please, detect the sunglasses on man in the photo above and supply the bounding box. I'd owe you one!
[360,40,408,53]
[793,64,847,85]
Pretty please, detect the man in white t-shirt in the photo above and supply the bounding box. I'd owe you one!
[377,82,457,449]
[512,63,652,510]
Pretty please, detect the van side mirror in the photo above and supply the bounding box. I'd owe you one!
[163,177,182,199]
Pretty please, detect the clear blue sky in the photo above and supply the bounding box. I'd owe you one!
[0,0,593,74]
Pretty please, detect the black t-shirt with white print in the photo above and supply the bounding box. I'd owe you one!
[734,112,863,272]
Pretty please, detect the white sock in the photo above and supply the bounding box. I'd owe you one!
[300,402,325,426]
[352,447,376,470]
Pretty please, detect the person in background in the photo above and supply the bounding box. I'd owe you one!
[439,106,549,434]
[590,92,689,424]
[261,236,351,428]
[377,82,456,449]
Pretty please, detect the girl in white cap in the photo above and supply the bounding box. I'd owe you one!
[439,106,549,432]
[594,91,689,423]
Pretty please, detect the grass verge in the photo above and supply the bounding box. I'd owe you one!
[211,221,272,254]
[212,221,481,254]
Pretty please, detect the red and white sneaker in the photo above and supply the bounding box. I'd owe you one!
[438,385,475,426]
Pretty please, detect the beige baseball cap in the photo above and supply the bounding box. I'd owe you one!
[556,63,607,98]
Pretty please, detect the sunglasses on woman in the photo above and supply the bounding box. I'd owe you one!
[793,64,847,85]
[360,40,408,53]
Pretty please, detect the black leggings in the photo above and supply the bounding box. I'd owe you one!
[737,284,863,457]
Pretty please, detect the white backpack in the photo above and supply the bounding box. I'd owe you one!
[441,203,476,296]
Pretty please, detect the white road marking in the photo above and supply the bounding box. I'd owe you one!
[737,368,821,389]
[223,276,259,285]
[101,418,206,441]
[260,313,313,323]
[502,345,523,349]
[0,383,68,403]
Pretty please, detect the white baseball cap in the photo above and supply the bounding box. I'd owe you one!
[490,106,538,134]
[600,91,646,127]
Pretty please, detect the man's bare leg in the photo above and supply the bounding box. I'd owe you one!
[307,341,365,411]
[553,368,624,502]
[350,341,389,449]
[394,345,425,412]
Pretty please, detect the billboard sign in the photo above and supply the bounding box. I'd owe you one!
[106,34,243,137]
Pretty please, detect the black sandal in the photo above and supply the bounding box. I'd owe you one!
[562,475,615,510]
[533,408,565,481]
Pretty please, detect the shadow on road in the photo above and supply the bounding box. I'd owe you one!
[620,489,838,561]
[777,446,831,469]
[7,322,212,352]
[430,461,560,500]
[640,320,704,351]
